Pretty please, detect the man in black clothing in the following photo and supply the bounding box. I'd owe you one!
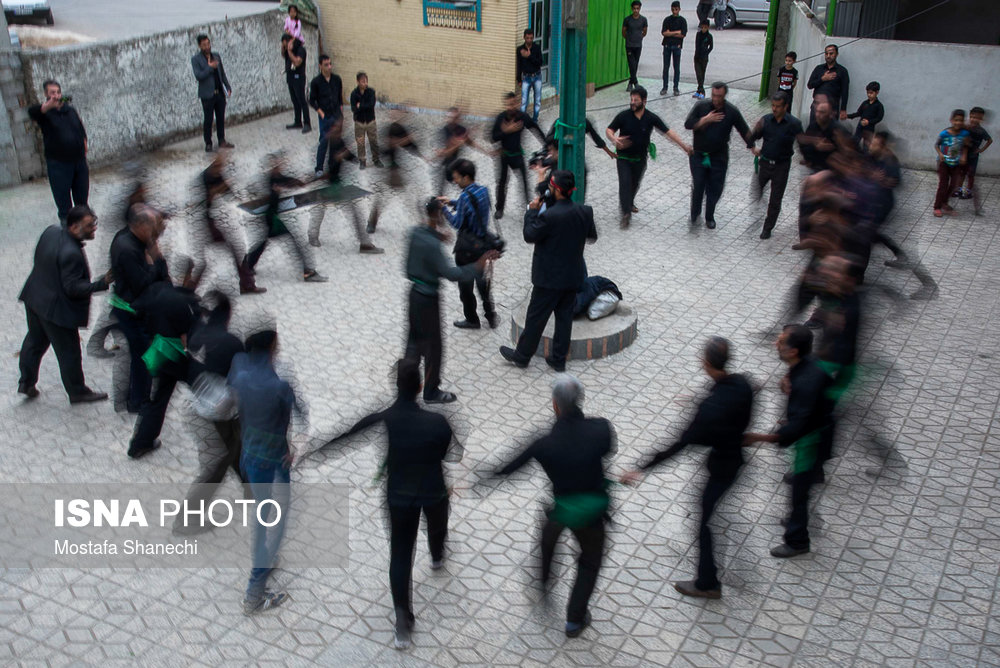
[282,34,310,132]
[516,29,543,122]
[749,93,804,239]
[367,108,425,233]
[744,325,834,558]
[28,80,89,223]
[696,0,714,23]
[110,205,169,413]
[491,91,546,220]
[660,1,687,96]
[192,34,234,153]
[434,107,487,195]
[806,44,849,121]
[18,206,110,403]
[309,54,343,177]
[350,72,382,169]
[606,86,692,228]
[405,198,498,403]
[494,375,616,638]
[499,171,596,372]
[692,20,713,99]
[623,337,753,599]
[684,82,754,228]
[622,1,648,92]
[337,360,459,650]
[799,100,847,172]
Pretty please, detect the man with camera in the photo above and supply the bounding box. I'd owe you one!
[500,170,597,373]
[438,159,502,331]
[28,80,89,224]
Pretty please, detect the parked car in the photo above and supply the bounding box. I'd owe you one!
[724,0,770,28]
[2,0,53,25]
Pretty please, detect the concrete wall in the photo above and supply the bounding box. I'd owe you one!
[314,0,528,116]
[18,9,318,170]
[786,1,1000,174]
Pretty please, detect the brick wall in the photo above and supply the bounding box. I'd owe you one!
[315,0,530,116]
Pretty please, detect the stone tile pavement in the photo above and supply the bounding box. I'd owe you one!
[0,83,998,666]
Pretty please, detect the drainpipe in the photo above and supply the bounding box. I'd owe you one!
[759,0,781,101]
[826,0,837,35]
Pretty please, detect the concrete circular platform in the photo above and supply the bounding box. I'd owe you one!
[510,298,638,360]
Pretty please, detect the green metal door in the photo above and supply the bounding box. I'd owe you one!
[586,0,629,89]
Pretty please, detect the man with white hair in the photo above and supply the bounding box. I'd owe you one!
[494,375,616,638]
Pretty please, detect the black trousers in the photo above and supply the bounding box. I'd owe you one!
[405,288,443,398]
[757,158,792,232]
[696,2,713,22]
[178,419,247,527]
[693,57,708,94]
[784,470,814,550]
[496,154,529,214]
[129,357,187,454]
[18,305,87,397]
[201,93,227,145]
[46,158,89,223]
[541,518,605,624]
[286,75,310,127]
[616,157,647,215]
[690,152,728,222]
[625,47,642,85]
[458,272,494,325]
[696,470,738,590]
[112,307,152,413]
[388,497,449,617]
[514,286,575,365]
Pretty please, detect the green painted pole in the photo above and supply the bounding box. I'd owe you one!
[558,0,587,202]
[826,0,837,35]
[759,0,781,101]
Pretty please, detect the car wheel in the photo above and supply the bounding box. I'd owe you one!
[46,9,54,25]
[725,7,736,28]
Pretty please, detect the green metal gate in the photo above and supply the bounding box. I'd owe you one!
[585,0,629,89]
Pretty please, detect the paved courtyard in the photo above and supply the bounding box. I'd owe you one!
[0,82,998,667]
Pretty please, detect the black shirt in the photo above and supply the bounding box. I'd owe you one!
[497,409,615,497]
[188,322,244,377]
[800,118,846,171]
[817,291,861,366]
[491,110,545,154]
[807,62,850,111]
[109,227,169,305]
[440,122,469,161]
[848,99,884,136]
[27,104,87,162]
[777,66,798,95]
[750,112,804,161]
[349,86,376,124]
[385,121,419,165]
[684,100,753,154]
[694,30,714,59]
[776,357,834,447]
[284,41,306,79]
[345,398,453,506]
[607,108,668,159]
[967,126,992,153]
[546,117,607,150]
[132,282,200,339]
[640,374,754,477]
[661,14,688,47]
[309,73,343,117]
[515,42,543,80]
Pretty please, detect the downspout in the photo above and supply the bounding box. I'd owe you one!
[826,0,837,35]
[759,0,781,101]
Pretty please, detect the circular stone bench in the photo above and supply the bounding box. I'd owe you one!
[509,299,638,360]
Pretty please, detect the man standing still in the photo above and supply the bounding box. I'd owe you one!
[350,72,382,169]
[309,55,343,177]
[18,206,110,403]
[807,45,849,121]
[622,1,647,92]
[684,82,754,228]
[622,337,753,599]
[491,91,545,220]
[516,29,543,122]
[749,93,804,239]
[192,34,234,153]
[606,86,693,229]
[28,80,89,224]
[660,1,687,96]
[494,376,616,638]
[282,34,310,132]
[405,198,498,403]
[499,171,596,373]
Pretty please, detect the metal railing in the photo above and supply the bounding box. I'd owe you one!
[423,0,482,31]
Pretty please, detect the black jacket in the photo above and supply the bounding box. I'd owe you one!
[640,374,754,477]
[109,227,169,306]
[491,110,545,154]
[309,72,343,117]
[807,63,850,112]
[515,42,542,81]
[777,357,834,447]
[349,87,376,124]
[19,225,108,329]
[523,199,597,290]
[27,104,87,163]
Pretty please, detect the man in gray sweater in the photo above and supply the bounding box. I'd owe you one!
[405,197,499,403]
[192,34,234,153]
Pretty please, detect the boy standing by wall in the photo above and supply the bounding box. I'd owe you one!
[958,106,992,214]
[777,52,798,109]
[932,109,970,217]
[847,81,883,151]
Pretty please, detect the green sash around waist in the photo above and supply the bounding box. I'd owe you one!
[141,335,185,377]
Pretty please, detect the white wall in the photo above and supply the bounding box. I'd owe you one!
[786,1,1000,174]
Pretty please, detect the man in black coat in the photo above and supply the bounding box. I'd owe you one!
[18,205,110,403]
[191,34,234,153]
[500,170,597,372]
[28,80,88,223]
[623,337,754,599]
[490,91,545,220]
